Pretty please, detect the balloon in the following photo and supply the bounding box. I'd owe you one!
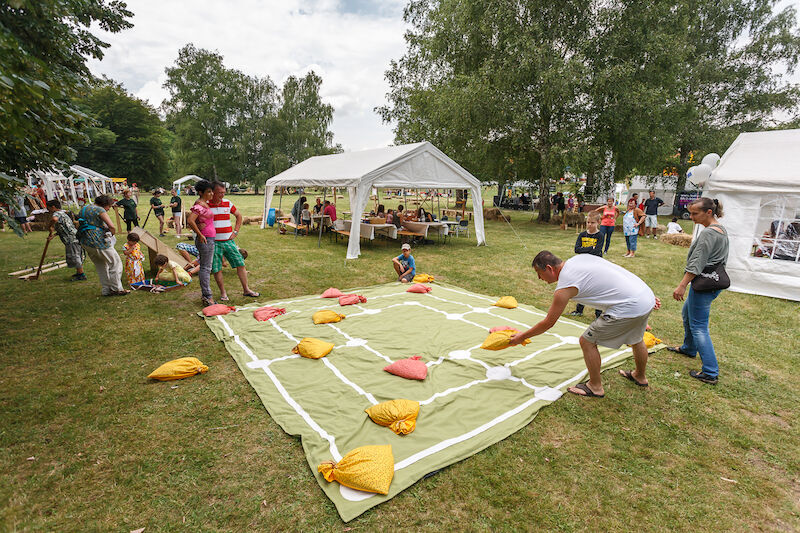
[701,153,720,168]
[687,163,712,186]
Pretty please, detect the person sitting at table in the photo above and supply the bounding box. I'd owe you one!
[376,204,385,217]
[313,197,323,214]
[386,209,394,224]
[417,207,435,222]
[323,200,337,222]
[393,205,405,228]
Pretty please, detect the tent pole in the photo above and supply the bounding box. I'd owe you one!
[437,189,441,220]
[318,187,326,248]
[278,189,283,234]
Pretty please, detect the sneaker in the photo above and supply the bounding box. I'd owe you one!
[70,273,87,281]
[689,370,718,385]
[654,235,658,239]
[567,311,583,317]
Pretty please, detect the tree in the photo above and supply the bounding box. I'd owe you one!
[73,79,169,188]
[589,0,800,195]
[279,72,340,167]
[379,0,593,221]
[0,0,132,197]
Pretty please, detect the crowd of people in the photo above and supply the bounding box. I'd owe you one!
[41,179,258,305]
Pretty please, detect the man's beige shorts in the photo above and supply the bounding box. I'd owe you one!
[581,311,651,349]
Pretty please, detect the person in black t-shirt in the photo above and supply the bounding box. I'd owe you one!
[169,189,183,236]
[150,189,166,236]
[642,190,664,239]
[568,212,603,318]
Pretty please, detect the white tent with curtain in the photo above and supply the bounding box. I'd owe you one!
[261,142,486,259]
[703,129,800,301]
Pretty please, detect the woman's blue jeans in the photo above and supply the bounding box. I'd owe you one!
[599,225,614,253]
[680,286,722,377]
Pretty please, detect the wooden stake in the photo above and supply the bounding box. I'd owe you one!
[31,238,52,280]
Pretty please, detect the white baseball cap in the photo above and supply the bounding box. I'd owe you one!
[401,243,411,250]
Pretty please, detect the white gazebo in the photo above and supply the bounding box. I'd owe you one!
[261,142,486,259]
[172,174,203,191]
[71,165,114,197]
[703,129,800,301]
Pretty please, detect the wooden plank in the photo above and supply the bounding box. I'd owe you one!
[9,260,66,276]
[129,227,187,274]
[19,262,67,279]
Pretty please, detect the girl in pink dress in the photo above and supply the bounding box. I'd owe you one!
[123,232,145,286]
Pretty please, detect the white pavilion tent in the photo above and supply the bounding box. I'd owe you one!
[702,129,800,301]
[172,174,203,191]
[261,142,486,259]
[71,165,114,197]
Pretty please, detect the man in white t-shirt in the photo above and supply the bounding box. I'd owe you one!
[510,250,661,398]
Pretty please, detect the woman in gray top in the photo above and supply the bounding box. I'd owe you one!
[668,197,729,385]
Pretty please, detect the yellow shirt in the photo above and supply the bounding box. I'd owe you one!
[160,260,191,284]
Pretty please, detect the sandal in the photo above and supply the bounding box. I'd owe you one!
[243,291,260,298]
[689,370,718,385]
[619,369,648,387]
[219,295,230,302]
[667,346,696,358]
[568,382,605,398]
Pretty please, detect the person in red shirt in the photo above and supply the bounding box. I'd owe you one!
[323,200,337,222]
[208,181,259,300]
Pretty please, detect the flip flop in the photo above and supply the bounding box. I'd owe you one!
[243,291,260,298]
[219,295,230,302]
[666,346,696,358]
[568,382,605,398]
[619,369,649,387]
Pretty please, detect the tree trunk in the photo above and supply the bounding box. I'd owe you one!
[537,178,551,222]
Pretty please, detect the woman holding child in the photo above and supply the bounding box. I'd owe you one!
[186,180,217,306]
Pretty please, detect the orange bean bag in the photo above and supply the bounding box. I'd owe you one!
[406,283,432,294]
[489,325,520,333]
[338,294,367,306]
[202,304,236,316]
[384,356,427,380]
[253,306,287,321]
[321,287,343,298]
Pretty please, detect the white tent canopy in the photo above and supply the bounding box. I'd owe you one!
[31,165,114,205]
[261,142,486,259]
[173,175,203,188]
[705,129,800,301]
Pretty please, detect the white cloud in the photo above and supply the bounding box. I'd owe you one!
[88,0,408,151]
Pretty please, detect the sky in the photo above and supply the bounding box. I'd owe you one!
[88,0,800,153]
[87,0,409,152]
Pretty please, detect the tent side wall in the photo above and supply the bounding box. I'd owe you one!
[715,191,800,301]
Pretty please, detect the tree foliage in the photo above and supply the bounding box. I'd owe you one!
[73,79,169,188]
[0,0,132,197]
[162,44,340,189]
[380,0,800,214]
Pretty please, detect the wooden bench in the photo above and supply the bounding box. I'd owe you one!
[278,219,309,234]
[333,229,350,243]
[397,229,425,244]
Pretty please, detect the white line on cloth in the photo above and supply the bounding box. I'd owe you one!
[418,379,492,406]
[506,341,567,368]
[218,316,342,461]
[246,354,300,369]
[393,346,632,471]
[321,359,378,405]
[326,323,353,340]
[426,357,445,367]
[269,318,299,343]
[326,323,392,363]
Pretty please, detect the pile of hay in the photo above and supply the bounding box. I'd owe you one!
[660,233,693,247]
[242,216,263,225]
[483,207,509,222]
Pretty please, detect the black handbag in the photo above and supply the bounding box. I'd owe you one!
[691,263,730,292]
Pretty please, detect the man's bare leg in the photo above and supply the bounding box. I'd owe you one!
[178,249,194,263]
[568,336,604,396]
[213,271,228,300]
[619,340,649,385]
[235,266,256,295]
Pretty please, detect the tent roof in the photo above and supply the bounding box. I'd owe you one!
[173,175,203,186]
[707,129,800,193]
[71,165,112,181]
[266,142,481,189]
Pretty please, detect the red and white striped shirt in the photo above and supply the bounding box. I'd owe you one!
[208,199,238,241]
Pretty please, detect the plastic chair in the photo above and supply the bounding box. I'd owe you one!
[456,219,469,238]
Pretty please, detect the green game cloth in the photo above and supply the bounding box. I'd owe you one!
[203,282,644,521]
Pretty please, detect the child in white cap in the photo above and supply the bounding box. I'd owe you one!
[392,243,416,282]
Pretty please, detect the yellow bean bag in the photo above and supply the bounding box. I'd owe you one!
[412,273,435,283]
[480,329,531,351]
[643,331,662,348]
[312,310,346,324]
[292,338,335,359]
[318,445,394,494]
[494,296,518,309]
[365,399,420,435]
[148,357,208,381]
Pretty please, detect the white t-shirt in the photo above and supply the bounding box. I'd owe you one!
[666,222,683,234]
[556,254,655,318]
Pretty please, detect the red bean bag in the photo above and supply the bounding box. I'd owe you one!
[489,325,520,333]
[338,294,367,306]
[384,356,427,380]
[253,306,287,321]
[202,304,236,316]
[321,287,343,298]
[406,283,432,294]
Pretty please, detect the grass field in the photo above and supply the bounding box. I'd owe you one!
[1,192,798,531]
